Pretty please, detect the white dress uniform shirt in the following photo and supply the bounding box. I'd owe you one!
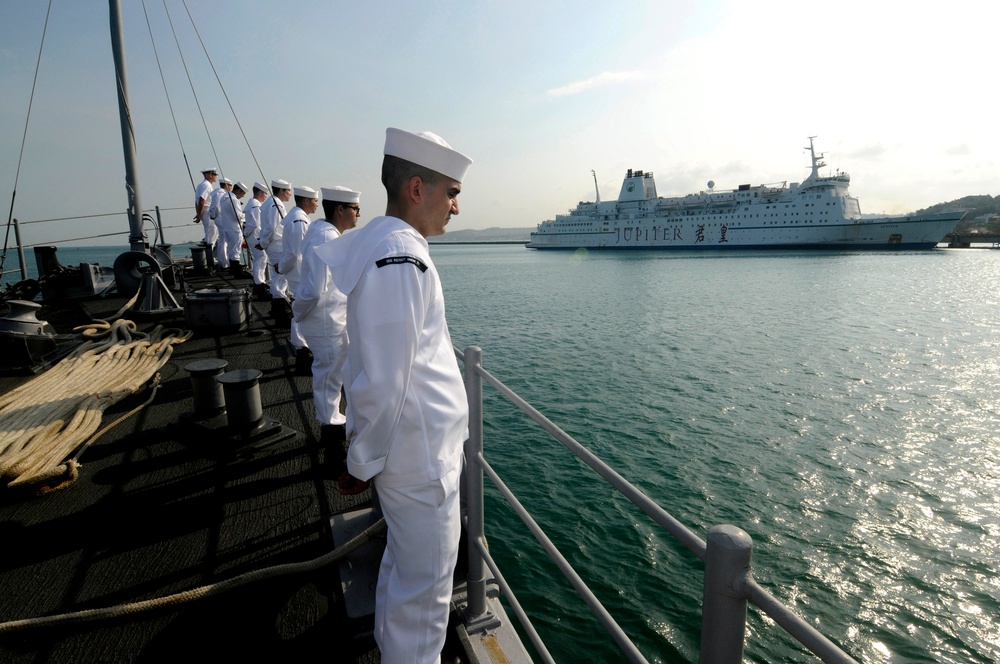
[293,220,347,425]
[316,214,467,485]
[215,191,245,263]
[243,197,267,285]
[259,195,287,299]
[277,206,310,292]
[195,179,218,246]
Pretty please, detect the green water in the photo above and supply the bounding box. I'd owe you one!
[436,245,1000,663]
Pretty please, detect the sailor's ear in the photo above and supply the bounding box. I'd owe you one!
[405,175,424,204]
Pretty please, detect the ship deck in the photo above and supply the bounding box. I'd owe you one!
[0,261,473,663]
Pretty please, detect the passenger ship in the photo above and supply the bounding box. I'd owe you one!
[527,139,964,250]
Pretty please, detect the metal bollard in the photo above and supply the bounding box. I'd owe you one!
[700,524,752,664]
[184,359,228,418]
[190,245,208,271]
[216,369,264,434]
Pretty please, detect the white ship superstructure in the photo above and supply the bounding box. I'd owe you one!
[527,139,963,250]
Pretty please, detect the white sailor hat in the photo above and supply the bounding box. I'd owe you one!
[201,166,218,174]
[271,179,291,190]
[221,177,233,185]
[321,186,361,204]
[293,186,319,199]
[233,181,248,193]
[384,128,472,183]
[253,181,268,193]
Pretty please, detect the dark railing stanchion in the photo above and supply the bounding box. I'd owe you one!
[462,345,498,633]
[700,525,752,663]
[13,218,28,281]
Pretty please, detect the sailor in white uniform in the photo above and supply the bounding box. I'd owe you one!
[216,181,247,275]
[277,186,317,369]
[193,167,218,255]
[243,182,270,297]
[316,128,472,664]
[291,185,360,473]
[258,179,292,325]
[277,185,318,296]
[210,178,234,267]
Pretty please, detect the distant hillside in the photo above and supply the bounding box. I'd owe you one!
[914,195,1000,233]
[429,226,533,243]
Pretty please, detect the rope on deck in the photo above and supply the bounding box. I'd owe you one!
[0,319,191,493]
[0,517,387,634]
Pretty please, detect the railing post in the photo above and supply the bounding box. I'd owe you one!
[700,524,752,664]
[13,218,27,281]
[462,345,497,632]
[155,205,165,245]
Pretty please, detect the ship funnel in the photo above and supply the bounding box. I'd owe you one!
[617,170,657,202]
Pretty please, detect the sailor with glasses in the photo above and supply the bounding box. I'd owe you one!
[291,186,360,476]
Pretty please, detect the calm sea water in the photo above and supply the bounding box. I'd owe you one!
[8,243,997,662]
[434,245,1000,664]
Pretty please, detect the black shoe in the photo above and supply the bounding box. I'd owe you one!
[271,298,291,328]
[294,347,313,376]
[321,424,348,477]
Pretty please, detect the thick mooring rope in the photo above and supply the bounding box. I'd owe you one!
[0,319,191,492]
[0,517,386,634]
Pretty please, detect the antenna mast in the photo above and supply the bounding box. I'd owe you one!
[591,170,600,204]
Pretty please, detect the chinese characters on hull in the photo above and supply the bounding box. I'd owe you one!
[613,223,729,245]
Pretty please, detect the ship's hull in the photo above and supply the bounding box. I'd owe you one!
[527,211,964,250]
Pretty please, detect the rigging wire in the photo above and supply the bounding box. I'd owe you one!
[159,0,225,184]
[179,0,268,186]
[14,206,188,226]
[2,0,55,275]
[7,222,206,252]
[140,0,195,192]
[173,0,264,236]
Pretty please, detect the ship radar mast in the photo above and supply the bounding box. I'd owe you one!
[804,136,827,183]
[591,170,600,204]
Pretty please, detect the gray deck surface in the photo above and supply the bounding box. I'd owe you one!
[0,261,477,663]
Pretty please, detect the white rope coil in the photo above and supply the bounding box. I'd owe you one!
[0,319,191,492]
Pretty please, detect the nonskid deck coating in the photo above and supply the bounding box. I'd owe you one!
[0,266,386,662]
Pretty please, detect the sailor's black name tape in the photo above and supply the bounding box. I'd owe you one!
[375,256,427,272]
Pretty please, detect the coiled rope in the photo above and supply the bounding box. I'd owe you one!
[0,319,191,492]
[0,516,386,634]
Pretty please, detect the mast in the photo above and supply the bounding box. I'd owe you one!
[109,0,147,252]
[591,170,601,204]
[804,136,826,183]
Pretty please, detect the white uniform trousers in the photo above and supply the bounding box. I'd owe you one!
[285,280,307,350]
[289,318,307,350]
[373,463,462,664]
[200,217,219,247]
[213,220,229,265]
[246,239,268,285]
[265,250,288,299]
[303,332,347,425]
[219,227,243,264]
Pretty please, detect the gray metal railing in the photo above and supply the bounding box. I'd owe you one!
[459,345,859,664]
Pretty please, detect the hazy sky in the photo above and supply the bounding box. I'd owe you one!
[0,0,996,247]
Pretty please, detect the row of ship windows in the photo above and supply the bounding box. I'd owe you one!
[557,211,839,225]
[554,217,848,232]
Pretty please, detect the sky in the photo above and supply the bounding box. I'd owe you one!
[0,0,997,248]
